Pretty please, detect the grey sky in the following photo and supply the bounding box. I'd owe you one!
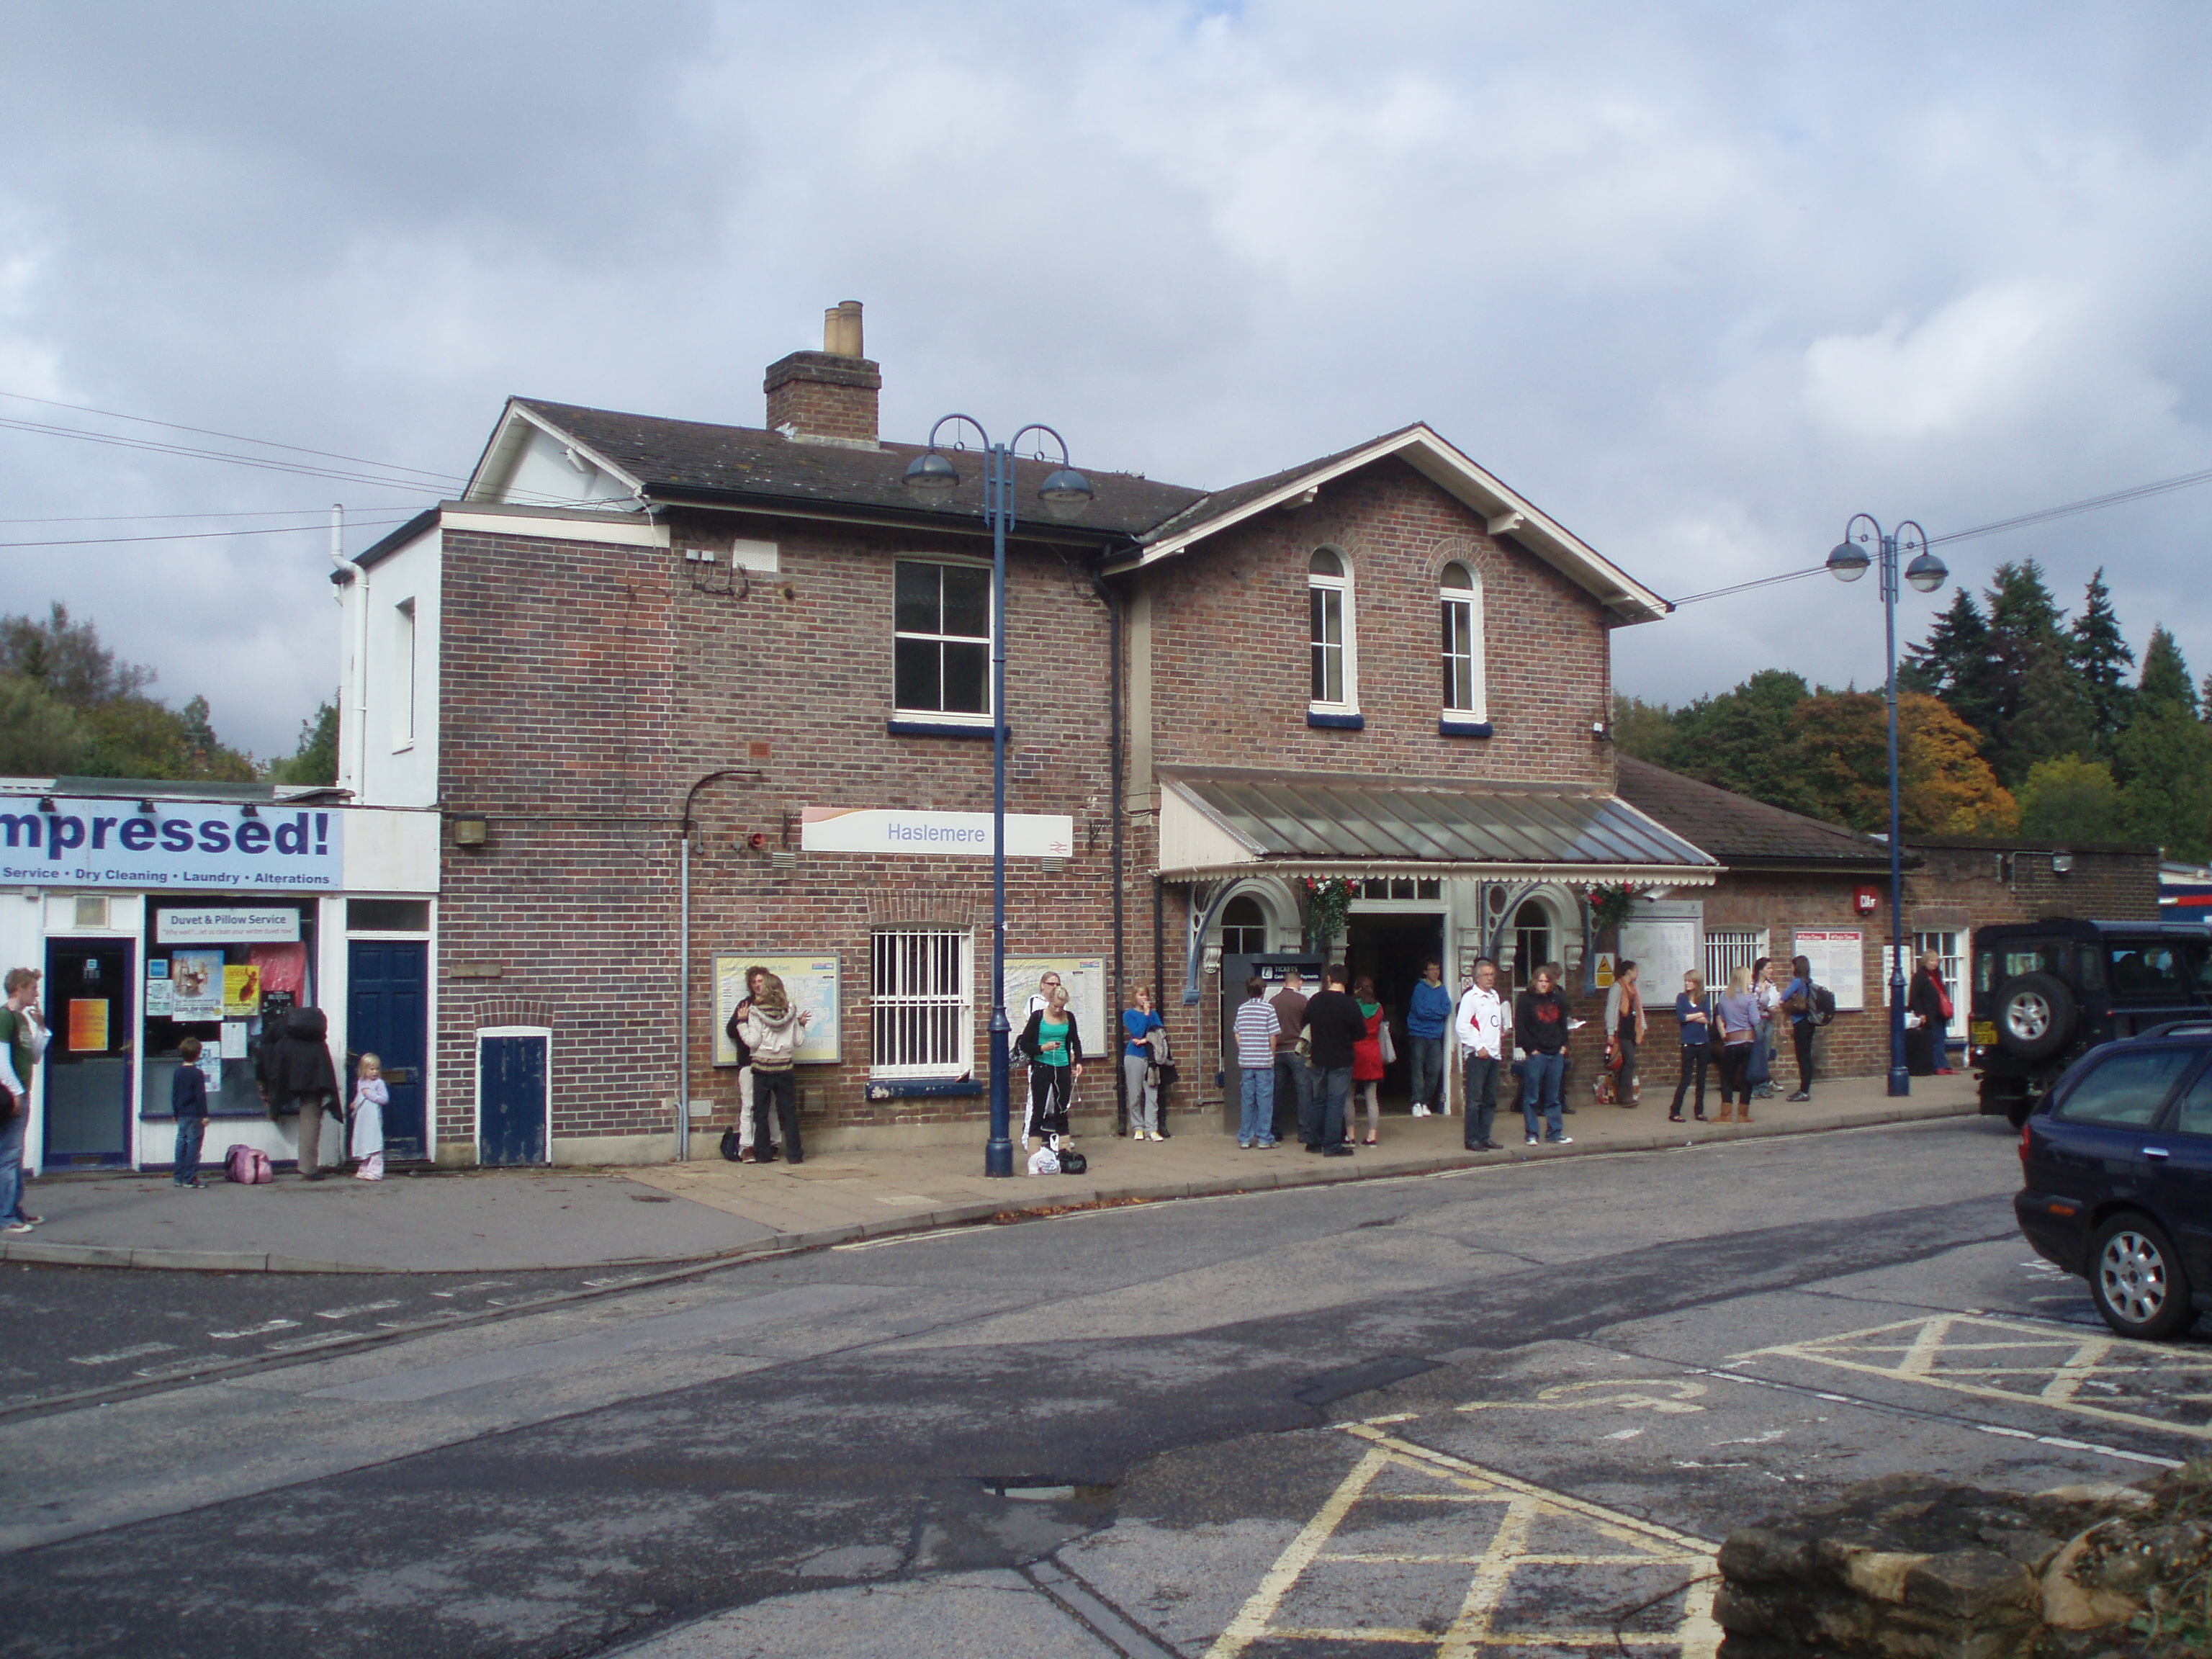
[4,1,2208,756]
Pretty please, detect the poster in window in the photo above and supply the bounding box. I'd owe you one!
[1791,928,1866,1011]
[197,1055,222,1096]
[222,963,262,1017]
[169,950,224,1019]
[711,953,842,1066]
[1004,957,1107,1062]
[67,999,109,1052]
[145,963,174,1018]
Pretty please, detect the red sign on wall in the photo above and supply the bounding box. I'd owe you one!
[1853,885,1881,914]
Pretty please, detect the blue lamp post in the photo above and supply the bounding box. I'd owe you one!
[1825,514,1948,1097]
[904,416,1094,1176]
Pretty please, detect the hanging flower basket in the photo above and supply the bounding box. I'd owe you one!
[1301,876,1354,954]
[1585,882,1640,935]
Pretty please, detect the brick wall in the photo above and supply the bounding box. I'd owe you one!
[1905,840,2160,930]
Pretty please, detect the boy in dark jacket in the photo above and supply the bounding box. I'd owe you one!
[1512,965,1573,1146]
[1299,966,1367,1157]
[171,1036,209,1188]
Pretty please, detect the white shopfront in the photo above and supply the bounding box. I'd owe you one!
[0,784,439,1176]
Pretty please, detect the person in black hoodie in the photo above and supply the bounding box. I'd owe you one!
[264,1007,342,1179]
[1298,966,1367,1158]
[1513,964,1573,1146]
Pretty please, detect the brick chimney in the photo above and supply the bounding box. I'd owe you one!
[764,300,880,447]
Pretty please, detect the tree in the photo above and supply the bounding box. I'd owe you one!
[2067,568,2134,755]
[2004,634,2096,781]
[1979,559,2068,783]
[2136,626,2199,719]
[0,674,90,775]
[1899,588,1998,739]
[271,698,340,786]
[1789,690,2015,835]
[2118,706,2212,860]
[0,602,155,706]
[2017,755,2124,841]
[1668,670,1820,816]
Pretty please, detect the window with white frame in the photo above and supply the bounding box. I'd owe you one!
[1308,548,1355,709]
[1888,930,1965,1048]
[1439,561,1485,719]
[392,598,417,749]
[894,560,992,721]
[1704,929,1766,991]
[871,929,973,1077]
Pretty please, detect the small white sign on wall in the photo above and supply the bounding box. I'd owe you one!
[800,806,1074,858]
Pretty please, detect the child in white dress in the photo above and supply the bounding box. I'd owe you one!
[351,1053,387,1181]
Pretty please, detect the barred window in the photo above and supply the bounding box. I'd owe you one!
[871,929,972,1078]
[1704,930,1765,992]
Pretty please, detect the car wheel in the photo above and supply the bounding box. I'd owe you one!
[2088,1214,2196,1341]
[1995,972,2077,1064]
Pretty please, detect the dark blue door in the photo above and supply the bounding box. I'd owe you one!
[479,1033,547,1166]
[348,943,427,1159]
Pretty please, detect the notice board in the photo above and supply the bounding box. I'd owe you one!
[1617,900,1703,1001]
[712,953,842,1066]
[1004,956,1108,1060]
[1791,927,1866,1011]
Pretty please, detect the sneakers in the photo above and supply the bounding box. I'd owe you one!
[1548,1135,1573,1145]
[1411,1104,1431,1118]
[1237,1140,1254,1150]
[1788,1090,1811,1102]
[2,1220,30,1234]
[1322,1144,1354,1157]
[1258,1138,1279,1148]
[1525,1134,1539,1146]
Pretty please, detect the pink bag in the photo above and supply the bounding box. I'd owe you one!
[224,1143,273,1184]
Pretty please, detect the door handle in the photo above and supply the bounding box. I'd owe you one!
[2144,1147,2171,1160]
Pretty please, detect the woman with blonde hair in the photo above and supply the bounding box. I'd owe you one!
[1668,969,1713,1124]
[1122,984,1164,1141]
[1711,965,1761,1123]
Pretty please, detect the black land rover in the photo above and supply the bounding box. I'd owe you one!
[1974,918,2212,1125]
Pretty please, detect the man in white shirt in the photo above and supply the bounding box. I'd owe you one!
[1453,958,1508,1151]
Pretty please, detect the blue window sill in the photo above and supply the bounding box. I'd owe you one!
[865,1077,984,1100]
[1439,719,1494,738]
[1307,710,1364,730]
[887,719,1009,740]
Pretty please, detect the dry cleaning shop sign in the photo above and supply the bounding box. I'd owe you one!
[0,796,343,889]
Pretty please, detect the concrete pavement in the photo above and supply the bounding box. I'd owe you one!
[0,1071,1978,1272]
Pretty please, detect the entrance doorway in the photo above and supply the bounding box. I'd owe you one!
[349,941,428,1159]
[42,937,135,1167]
[477,1028,549,1166]
[1344,914,1445,1105]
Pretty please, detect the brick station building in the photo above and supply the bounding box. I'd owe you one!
[339,301,1742,1165]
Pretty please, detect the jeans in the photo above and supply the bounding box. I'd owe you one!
[1462,1054,1500,1147]
[1276,1055,1313,1142]
[1238,1066,1275,1145]
[1791,1022,1816,1092]
[1520,1051,1566,1141]
[1123,1053,1159,1136]
[752,1068,802,1161]
[0,1103,26,1221]
[1671,1046,1710,1117]
[1408,1035,1446,1112]
[173,1115,206,1184]
[1748,1022,1773,1089]
[1316,1064,1352,1148]
[1716,1043,1752,1104]
[1615,1035,1639,1103]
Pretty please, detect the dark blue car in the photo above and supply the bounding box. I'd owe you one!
[2015,1020,2212,1339]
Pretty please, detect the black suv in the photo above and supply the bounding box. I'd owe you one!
[2015,1022,2212,1339]
[1973,919,2212,1125]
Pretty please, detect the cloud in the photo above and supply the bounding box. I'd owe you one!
[1,0,2208,755]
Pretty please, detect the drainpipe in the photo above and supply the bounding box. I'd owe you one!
[1094,571,1126,1135]
[327,504,369,795]
[678,768,762,1164]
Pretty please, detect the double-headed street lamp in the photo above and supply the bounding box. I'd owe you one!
[904,416,1094,1177]
[1825,515,1948,1098]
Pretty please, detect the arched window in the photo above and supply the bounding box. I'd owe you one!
[1439,561,1485,719]
[1220,894,1267,958]
[1308,548,1355,711]
[1514,900,1553,992]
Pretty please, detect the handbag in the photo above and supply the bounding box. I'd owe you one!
[1377,1021,1397,1066]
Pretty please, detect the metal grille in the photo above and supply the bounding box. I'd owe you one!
[1704,929,1765,992]
[871,929,971,1077]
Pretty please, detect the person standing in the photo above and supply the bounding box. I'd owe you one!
[1784,954,1817,1101]
[1017,970,1064,1146]
[1270,968,1313,1148]
[1350,975,1386,1146]
[1749,956,1781,1101]
[267,1006,343,1179]
[1232,976,1280,1149]
[1602,961,1646,1107]
[725,966,781,1163]
[350,1052,388,1180]
[1016,983,1084,1151]
[1513,965,1573,1146]
[171,1035,210,1188]
[0,968,47,1231]
[1299,966,1365,1158]
[1122,984,1165,1142]
[739,972,809,1164]
[1711,966,1760,1123]
[1454,958,1507,1151]
[1670,970,1713,1123]
[1406,960,1452,1118]
[1907,951,1949,1077]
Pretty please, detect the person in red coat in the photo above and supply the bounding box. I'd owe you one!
[1351,974,1387,1146]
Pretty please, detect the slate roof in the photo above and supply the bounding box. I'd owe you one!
[1613,755,1894,871]
[509,398,1208,541]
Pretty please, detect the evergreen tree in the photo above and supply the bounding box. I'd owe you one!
[1668,670,1819,815]
[2017,755,2123,841]
[2067,568,2134,755]
[0,602,155,705]
[1980,559,2067,782]
[271,698,340,786]
[0,674,90,775]
[2136,626,2198,719]
[2003,634,2096,783]
[1899,588,1998,739]
[2118,707,2212,861]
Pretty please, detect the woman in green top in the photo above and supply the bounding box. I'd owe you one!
[1016,983,1085,1148]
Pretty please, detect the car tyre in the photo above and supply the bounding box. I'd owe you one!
[2087,1213,2196,1341]
[1995,972,2077,1064]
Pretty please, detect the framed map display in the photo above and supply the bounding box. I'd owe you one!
[712,953,842,1066]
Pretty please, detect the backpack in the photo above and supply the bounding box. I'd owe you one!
[225,1143,273,1184]
[1057,1148,1088,1175]
[718,1128,745,1162]
[1810,984,1838,1027]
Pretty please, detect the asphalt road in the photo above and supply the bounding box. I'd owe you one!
[2,1117,2193,1658]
